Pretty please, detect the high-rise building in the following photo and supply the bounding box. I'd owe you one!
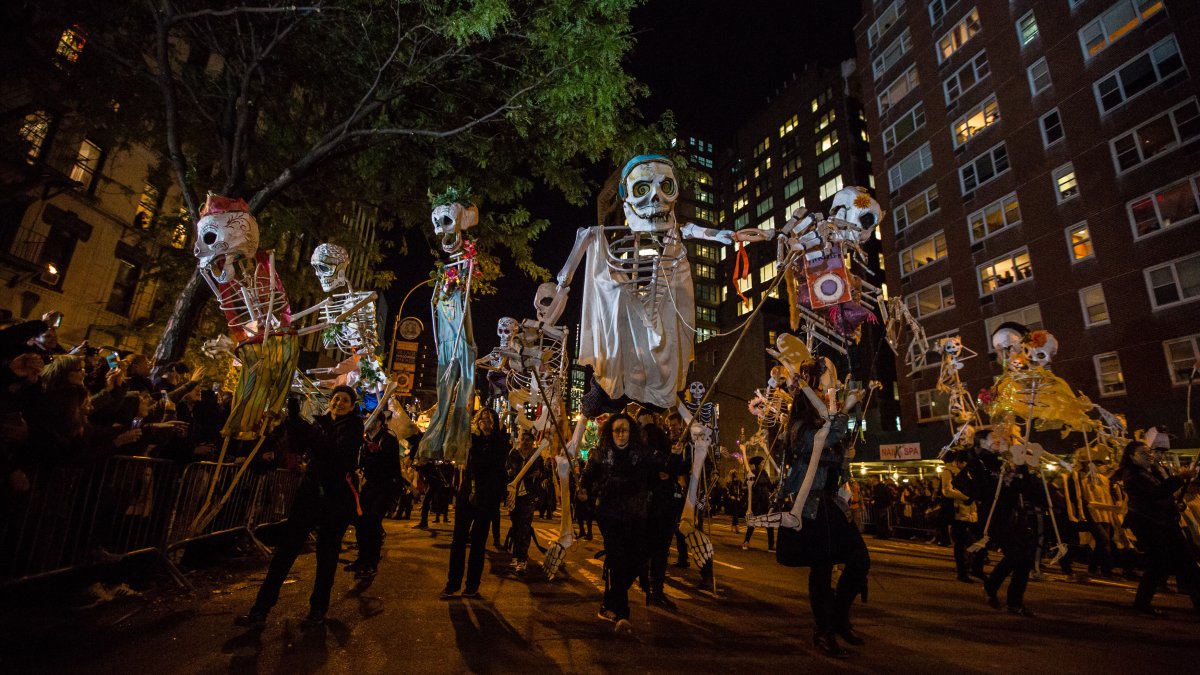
[855,0,1200,440]
[693,61,897,452]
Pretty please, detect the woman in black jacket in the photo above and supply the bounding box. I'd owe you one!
[236,385,363,631]
[441,408,508,598]
[1115,440,1200,616]
[579,412,655,634]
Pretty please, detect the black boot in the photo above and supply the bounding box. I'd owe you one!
[234,605,268,629]
[813,631,848,658]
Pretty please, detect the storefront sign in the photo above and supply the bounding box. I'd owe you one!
[880,442,922,461]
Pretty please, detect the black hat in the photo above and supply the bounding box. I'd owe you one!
[749,456,764,467]
[0,320,48,360]
[331,384,358,403]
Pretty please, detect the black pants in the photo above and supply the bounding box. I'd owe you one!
[509,495,536,562]
[743,523,775,548]
[601,519,647,620]
[254,485,350,615]
[445,497,491,592]
[985,548,1032,609]
[355,483,398,567]
[951,520,985,577]
[873,506,892,538]
[575,502,593,538]
[808,516,870,635]
[648,502,681,592]
[1132,523,1200,609]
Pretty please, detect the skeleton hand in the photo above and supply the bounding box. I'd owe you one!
[732,228,771,244]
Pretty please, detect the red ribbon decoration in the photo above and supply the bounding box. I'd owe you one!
[732,241,750,304]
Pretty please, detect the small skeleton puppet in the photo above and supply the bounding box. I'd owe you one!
[879,296,930,376]
[308,243,380,356]
[553,155,770,453]
[676,422,715,568]
[476,316,520,407]
[416,189,479,464]
[499,285,570,434]
[748,365,793,431]
[935,336,979,456]
[777,187,885,348]
[679,380,719,457]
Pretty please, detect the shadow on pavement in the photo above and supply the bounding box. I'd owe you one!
[448,599,564,674]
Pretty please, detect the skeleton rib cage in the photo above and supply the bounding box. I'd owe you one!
[202,254,290,340]
[601,227,686,330]
[318,290,380,355]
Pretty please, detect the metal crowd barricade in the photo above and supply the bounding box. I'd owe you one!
[247,468,302,541]
[0,462,102,584]
[163,461,261,557]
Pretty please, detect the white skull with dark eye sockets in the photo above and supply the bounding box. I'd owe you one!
[1024,331,1059,368]
[195,206,259,284]
[937,336,965,366]
[496,317,519,347]
[430,202,479,255]
[310,243,350,292]
[533,282,567,325]
[991,324,1028,371]
[689,381,707,401]
[829,186,882,243]
[621,160,679,232]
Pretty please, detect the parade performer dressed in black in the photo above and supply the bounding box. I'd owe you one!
[441,408,508,598]
[505,430,546,576]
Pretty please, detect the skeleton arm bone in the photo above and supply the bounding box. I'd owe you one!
[554,227,595,288]
[682,223,772,244]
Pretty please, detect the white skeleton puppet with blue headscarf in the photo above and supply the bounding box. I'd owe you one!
[538,155,771,453]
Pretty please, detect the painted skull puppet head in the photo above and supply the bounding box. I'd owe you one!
[496,317,519,346]
[829,186,883,242]
[310,243,350,292]
[991,322,1029,371]
[937,336,964,358]
[429,197,478,255]
[195,194,259,284]
[688,381,707,402]
[619,155,678,232]
[1023,330,1059,368]
[533,282,567,325]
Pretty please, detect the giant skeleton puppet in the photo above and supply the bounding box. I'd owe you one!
[189,194,332,532]
[539,155,770,454]
[416,191,479,464]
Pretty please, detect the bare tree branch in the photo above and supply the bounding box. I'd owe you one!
[168,5,326,25]
[153,0,199,219]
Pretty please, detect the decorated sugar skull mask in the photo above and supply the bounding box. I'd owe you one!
[619,155,678,232]
[195,194,259,284]
[689,381,707,401]
[1023,330,1058,368]
[430,202,478,255]
[497,317,519,345]
[829,186,882,239]
[310,243,350,292]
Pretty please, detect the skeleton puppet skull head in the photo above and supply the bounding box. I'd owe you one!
[195,194,259,284]
[533,282,567,325]
[496,317,519,348]
[620,155,679,233]
[310,243,350,292]
[1023,330,1059,368]
[991,322,1028,371]
[829,186,883,242]
[430,202,478,255]
[937,336,966,369]
[689,381,707,402]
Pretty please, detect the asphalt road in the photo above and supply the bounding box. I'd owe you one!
[3,513,1198,674]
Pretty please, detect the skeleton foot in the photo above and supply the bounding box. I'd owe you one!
[966,535,989,554]
[1045,543,1068,566]
[744,511,800,529]
[685,530,714,568]
[543,538,573,580]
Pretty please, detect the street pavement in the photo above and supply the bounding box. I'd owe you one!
[3,513,1198,674]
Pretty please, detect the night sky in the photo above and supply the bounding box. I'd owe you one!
[385,0,861,351]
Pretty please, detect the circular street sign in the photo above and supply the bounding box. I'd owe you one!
[398,317,424,340]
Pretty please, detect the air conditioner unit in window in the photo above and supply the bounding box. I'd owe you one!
[979,294,994,306]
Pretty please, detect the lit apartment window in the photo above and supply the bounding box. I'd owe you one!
[106,258,141,316]
[1094,352,1126,396]
[696,327,715,343]
[952,94,999,147]
[928,0,961,25]
[894,185,939,233]
[900,231,947,276]
[978,247,1032,294]
[779,114,799,138]
[758,216,775,231]
[69,139,102,190]
[883,103,925,152]
[1110,98,1200,174]
[878,65,920,116]
[754,137,770,158]
[19,111,51,163]
[1095,36,1183,114]
[815,111,837,134]
[786,199,806,218]
[968,192,1020,243]
[811,88,831,112]
[783,176,803,199]
[696,306,718,324]
[738,298,755,316]
[959,143,1009,194]
[755,197,774,218]
[944,51,990,106]
[816,130,838,154]
[817,154,841,178]
[55,25,87,64]
[733,195,749,212]
[916,389,949,422]
[1164,335,1200,385]
[782,157,802,177]
[1079,0,1164,59]
[1053,163,1080,202]
[904,279,955,319]
[696,283,719,304]
[759,262,777,285]
[1016,11,1039,46]
[889,142,933,192]
[1066,222,1095,262]
[134,183,160,228]
[1145,252,1200,309]
[1040,109,1064,147]
[819,176,844,201]
[694,263,717,280]
[1028,58,1052,95]
[734,213,750,229]
[873,29,913,80]
[1080,284,1110,327]
[868,0,906,48]
[938,7,981,63]
[1127,173,1200,239]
